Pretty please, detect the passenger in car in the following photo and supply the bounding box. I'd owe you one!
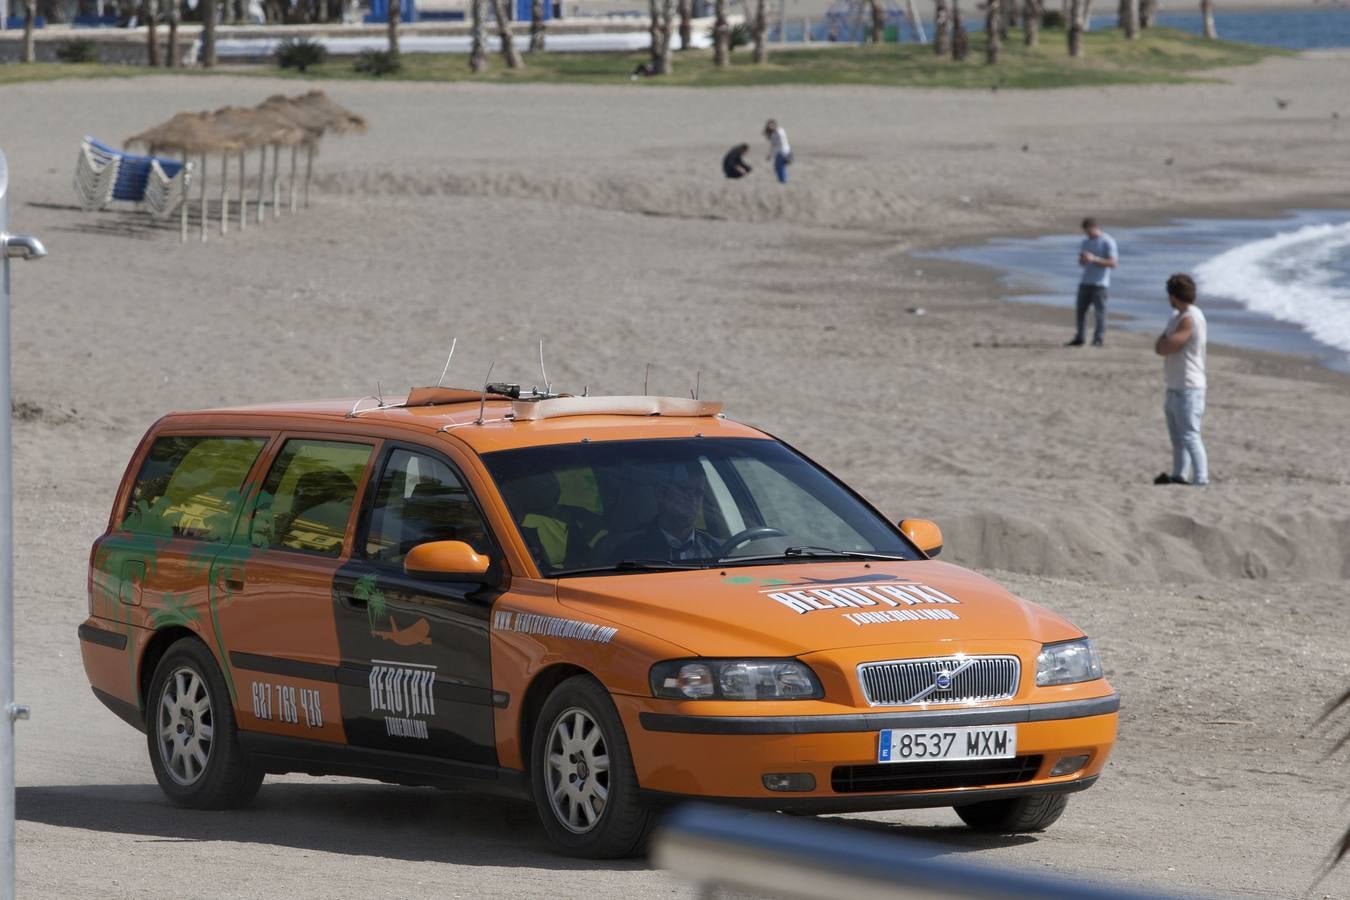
[613,465,720,562]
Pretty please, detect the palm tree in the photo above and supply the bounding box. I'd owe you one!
[490,0,523,67]
[470,0,488,70]
[951,0,968,59]
[1023,0,1040,45]
[201,0,217,67]
[678,0,691,48]
[751,0,768,62]
[21,0,36,62]
[985,0,1000,61]
[1066,0,1083,56]
[145,0,161,67]
[168,0,182,66]
[1121,0,1138,38]
[529,0,546,50]
[713,0,730,64]
[933,0,951,55]
[868,0,884,42]
[1139,0,1155,27]
[1199,0,1216,37]
[387,0,401,56]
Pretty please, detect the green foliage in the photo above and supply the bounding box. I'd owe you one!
[729,22,751,49]
[56,39,98,64]
[276,35,328,72]
[353,573,388,630]
[353,49,403,76]
[1041,9,1065,29]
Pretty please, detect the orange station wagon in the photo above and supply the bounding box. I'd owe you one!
[79,387,1118,857]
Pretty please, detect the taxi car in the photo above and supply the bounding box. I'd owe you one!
[80,387,1118,858]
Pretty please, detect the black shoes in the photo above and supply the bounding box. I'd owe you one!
[1154,473,1189,485]
[1066,339,1085,347]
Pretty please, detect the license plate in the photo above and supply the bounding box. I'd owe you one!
[877,725,1017,763]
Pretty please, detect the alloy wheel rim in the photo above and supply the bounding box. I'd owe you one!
[156,666,214,787]
[544,706,610,834]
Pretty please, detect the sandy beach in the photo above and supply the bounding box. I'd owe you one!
[2,50,1349,898]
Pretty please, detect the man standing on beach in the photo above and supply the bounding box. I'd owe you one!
[1154,273,1209,486]
[764,119,791,184]
[1069,217,1118,347]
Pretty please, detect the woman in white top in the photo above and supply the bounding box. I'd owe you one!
[763,119,791,184]
[1154,273,1209,486]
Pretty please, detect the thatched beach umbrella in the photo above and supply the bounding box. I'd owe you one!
[257,91,368,211]
[208,106,307,233]
[127,112,243,243]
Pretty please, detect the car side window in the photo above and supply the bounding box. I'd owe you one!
[251,439,372,557]
[122,435,267,542]
[362,448,492,565]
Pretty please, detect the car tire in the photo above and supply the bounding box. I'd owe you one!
[529,675,655,858]
[145,638,263,809]
[954,792,1069,832]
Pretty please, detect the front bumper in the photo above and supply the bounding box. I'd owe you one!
[616,692,1118,808]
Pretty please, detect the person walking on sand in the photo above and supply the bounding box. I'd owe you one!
[722,143,752,179]
[763,119,791,184]
[1068,217,1118,347]
[1154,273,1209,486]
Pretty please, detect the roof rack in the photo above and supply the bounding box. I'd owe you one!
[510,395,723,422]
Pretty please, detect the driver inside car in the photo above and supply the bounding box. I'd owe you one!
[614,464,721,562]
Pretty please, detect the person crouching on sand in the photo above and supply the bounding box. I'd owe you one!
[1154,273,1209,486]
[723,144,752,179]
[763,119,791,184]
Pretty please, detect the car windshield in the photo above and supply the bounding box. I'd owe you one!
[482,437,919,576]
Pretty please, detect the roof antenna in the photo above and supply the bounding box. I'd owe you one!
[436,338,458,387]
[582,384,589,397]
[376,380,384,406]
[691,369,701,400]
[538,340,550,396]
[643,362,651,396]
[475,360,496,426]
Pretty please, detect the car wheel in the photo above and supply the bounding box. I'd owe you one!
[954,792,1069,832]
[530,675,655,858]
[146,638,263,809]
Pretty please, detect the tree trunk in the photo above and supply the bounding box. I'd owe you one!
[1023,0,1039,44]
[1066,0,1082,55]
[868,0,883,42]
[22,0,37,63]
[1139,0,1154,27]
[657,0,675,70]
[933,0,950,55]
[1122,0,1137,37]
[201,0,216,66]
[678,0,691,48]
[470,0,488,69]
[1200,0,1216,37]
[145,0,160,67]
[491,0,521,66]
[985,0,1000,61]
[387,0,400,55]
[168,0,180,65]
[713,0,729,64]
[751,0,768,61]
[951,0,968,59]
[529,0,545,50]
[1081,0,1092,29]
[649,0,662,68]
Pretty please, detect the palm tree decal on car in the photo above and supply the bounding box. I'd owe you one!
[353,573,388,632]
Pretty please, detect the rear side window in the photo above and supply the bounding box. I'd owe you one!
[122,436,267,541]
[251,439,373,557]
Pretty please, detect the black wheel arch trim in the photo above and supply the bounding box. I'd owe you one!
[638,693,1120,735]
[78,623,128,651]
[640,774,1098,814]
[91,686,145,733]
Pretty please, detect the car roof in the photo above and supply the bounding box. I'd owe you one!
[162,392,770,454]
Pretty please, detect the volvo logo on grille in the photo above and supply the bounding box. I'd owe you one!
[934,671,954,691]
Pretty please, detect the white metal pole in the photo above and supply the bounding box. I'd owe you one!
[0,147,47,900]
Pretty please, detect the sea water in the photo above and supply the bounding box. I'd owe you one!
[924,210,1350,373]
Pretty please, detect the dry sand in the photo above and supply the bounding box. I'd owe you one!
[2,52,1349,898]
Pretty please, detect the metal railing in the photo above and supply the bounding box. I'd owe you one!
[0,146,47,900]
[654,803,1183,900]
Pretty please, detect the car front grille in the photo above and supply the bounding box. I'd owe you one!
[831,755,1043,794]
[858,655,1020,707]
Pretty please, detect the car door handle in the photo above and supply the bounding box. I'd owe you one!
[216,573,245,592]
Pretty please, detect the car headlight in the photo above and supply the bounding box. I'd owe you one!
[1036,638,1103,687]
[650,659,823,700]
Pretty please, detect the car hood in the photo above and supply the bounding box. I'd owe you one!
[555,560,1082,657]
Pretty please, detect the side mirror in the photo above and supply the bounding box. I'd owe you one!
[404,540,492,581]
[899,519,943,558]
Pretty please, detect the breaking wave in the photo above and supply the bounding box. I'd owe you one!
[1195,221,1350,357]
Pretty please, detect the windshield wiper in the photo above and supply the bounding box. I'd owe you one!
[718,547,914,565]
[552,559,708,577]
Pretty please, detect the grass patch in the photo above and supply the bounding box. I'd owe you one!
[0,28,1287,90]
